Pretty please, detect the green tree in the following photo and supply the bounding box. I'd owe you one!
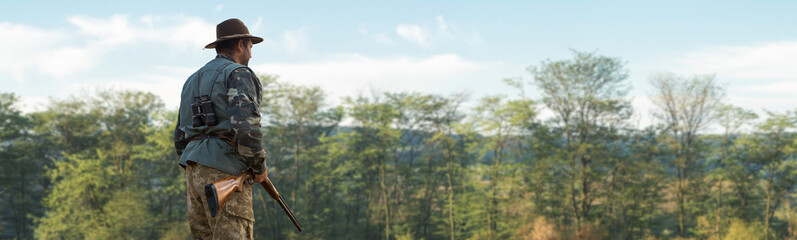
[723,219,772,240]
[381,92,434,239]
[529,50,632,236]
[133,110,189,239]
[257,75,340,239]
[345,95,401,240]
[0,93,47,240]
[34,150,156,239]
[748,111,797,239]
[425,93,469,240]
[262,79,325,209]
[709,104,758,238]
[605,127,669,239]
[469,94,536,239]
[33,89,164,239]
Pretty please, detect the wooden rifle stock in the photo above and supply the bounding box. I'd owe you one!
[205,172,303,232]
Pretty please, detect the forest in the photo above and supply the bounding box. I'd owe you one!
[1,51,795,240]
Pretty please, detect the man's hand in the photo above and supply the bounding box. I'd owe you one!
[253,168,268,183]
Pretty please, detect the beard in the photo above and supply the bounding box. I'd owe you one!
[240,50,251,66]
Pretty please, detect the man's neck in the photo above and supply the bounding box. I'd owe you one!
[218,53,240,64]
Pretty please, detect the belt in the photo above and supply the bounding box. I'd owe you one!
[190,134,236,147]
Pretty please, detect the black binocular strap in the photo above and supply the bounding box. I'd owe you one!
[195,62,235,100]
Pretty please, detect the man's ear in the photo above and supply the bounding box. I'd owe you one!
[236,39,245,52]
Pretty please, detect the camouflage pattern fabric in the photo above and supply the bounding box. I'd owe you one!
[225,66,267,174]
[186,163,254,240]
[174,54,267,175]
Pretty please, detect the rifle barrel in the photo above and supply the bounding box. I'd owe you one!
[260,181,303,232]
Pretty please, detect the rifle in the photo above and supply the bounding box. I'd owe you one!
[204,171,303,232]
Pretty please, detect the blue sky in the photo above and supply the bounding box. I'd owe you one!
[2,1,797,128]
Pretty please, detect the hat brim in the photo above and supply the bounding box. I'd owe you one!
[204,34,264,49]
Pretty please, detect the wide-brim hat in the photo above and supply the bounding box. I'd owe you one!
[204,18,264,49]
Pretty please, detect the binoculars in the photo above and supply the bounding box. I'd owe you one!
[191,95,218,127]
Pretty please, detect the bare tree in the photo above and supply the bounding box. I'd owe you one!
[649,72,724,237]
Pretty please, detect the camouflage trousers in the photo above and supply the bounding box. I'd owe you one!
[186,162,255,240]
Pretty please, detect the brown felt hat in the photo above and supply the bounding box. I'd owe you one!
[204,18,264,49]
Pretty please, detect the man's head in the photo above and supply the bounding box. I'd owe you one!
[215,38,253,66]
[204,18,262,66]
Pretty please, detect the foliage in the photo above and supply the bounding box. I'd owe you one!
[2,51,797,240]
[723,219,771,240]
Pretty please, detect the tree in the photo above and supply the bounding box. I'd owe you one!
[710,104,757,238]
[258,74,340,239]
[470,94,536,238]
[133,110,189,238]
[261,77,327,214]
[0,93,47,239]
[34,150,157,239]
[344,95,401,240]
[384,92,442,240]
[425,93,469,240]
[649,72,724,237]
[748,111,797,239]
[529,50,632,236]
[33,89,163,239]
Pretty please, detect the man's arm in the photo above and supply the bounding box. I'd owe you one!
[227,68,267,174]
[174,112,189,157]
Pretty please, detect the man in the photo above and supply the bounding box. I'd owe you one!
[174,18,268,239]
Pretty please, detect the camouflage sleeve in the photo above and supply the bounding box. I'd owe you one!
[174,112,189,156]
[227,68,267,174]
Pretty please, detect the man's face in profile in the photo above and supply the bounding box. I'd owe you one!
[240,39,253,66]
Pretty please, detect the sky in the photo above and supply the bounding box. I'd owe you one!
[2,1,797,130]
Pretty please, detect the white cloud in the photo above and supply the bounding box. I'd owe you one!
[0,14,215,80]
[252,54,486,103]
[151,15,216,49]
[68,14,136,45]
[396,24,428,46]
[436,15,448,32]
[705,95,796,133]
[250,16,263,33]
[0,22,67,80]
[17,96,49,114]
[358,26,394,45]
[373,33,394,45]
[395,16,481,47]
[214,4,225,13]
[141,15,154,28]
[465,31,483,46]
[19,53,487,111]
[38,46,103,78]
[745,81,797,95]
[364,16,478,46]
[630,97,660,129]
[62,74,187,109]
[679,41,797,80]
[17,52,490,112]
[726,95,795,114]
[24,64,197,112]
[664,41,797,131]
[87,14,215,49]
[283,28,308,52]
